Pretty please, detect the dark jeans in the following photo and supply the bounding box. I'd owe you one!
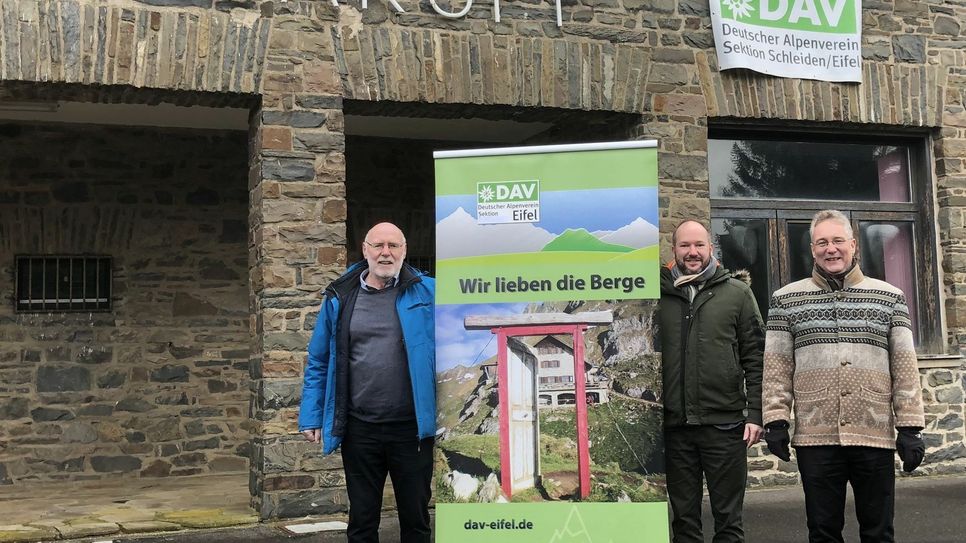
[341,417,434,543]
[665,425,748,543]
[796,445,895,543]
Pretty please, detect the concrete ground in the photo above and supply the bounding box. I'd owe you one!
[0,473,255,543]
[32,473,964,543]
[734,474,965,543]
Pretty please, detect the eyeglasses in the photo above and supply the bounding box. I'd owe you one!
[364,240,405,252]
[812,238,852,249]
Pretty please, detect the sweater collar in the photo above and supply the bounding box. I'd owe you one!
[359,270,399,291]
[811,262,864,291]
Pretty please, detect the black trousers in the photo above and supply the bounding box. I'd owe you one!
[341,417,434,543]
[796,445,895,543]
[665,425,748,543]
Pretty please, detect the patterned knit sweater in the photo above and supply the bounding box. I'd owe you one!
[762,266,924,449]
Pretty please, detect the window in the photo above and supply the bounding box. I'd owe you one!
[540,359,561,369]
[709,128,939,350]
[16,256,112,312]
[537,343,563,355]
[539,375,574,384]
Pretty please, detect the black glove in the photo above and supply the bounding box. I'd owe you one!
[896,427,925,472]
[764,420,791,461]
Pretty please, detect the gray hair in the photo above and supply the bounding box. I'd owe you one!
[809,209,853,240]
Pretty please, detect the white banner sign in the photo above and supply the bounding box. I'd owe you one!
[710,0,862,83]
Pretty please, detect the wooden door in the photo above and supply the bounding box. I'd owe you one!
[508,348,539,492]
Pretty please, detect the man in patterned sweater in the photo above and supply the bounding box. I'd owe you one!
[762,209,925,543]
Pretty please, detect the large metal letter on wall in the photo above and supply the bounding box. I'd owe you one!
[433,141,668,542]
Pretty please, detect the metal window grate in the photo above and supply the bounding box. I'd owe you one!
[15,256,112,312]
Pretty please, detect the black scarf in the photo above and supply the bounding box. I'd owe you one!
[814,260,857,291]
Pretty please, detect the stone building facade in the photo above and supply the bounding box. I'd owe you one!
[0,123,251,484]
[0,0,962,520]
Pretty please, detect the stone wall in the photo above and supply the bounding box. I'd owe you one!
[0,0,268,93]
[920,364,966,474]
[0,122,250,485]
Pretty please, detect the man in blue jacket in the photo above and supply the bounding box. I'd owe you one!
[299,222,436,543]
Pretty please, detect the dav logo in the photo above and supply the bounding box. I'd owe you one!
[478,180,539,203]
[719,0,857,32]
[721,0,755,19]
[476,180,540,225]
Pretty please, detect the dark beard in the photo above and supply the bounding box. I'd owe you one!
[676,257,709,274]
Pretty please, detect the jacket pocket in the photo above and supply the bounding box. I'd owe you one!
[860,386,892,404]
[795,386,828,403]
[406,301,433,321]
[730,344,742,380]
[704,349,744,410]
[401,299,434,345]
[724,345,743,397]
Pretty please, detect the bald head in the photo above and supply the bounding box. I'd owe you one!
[672,220,713,274]
[362,222,407,289]
[672,220,711,245]
[366,222,406,244]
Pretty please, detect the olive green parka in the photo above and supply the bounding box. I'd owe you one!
[658,263,765,428]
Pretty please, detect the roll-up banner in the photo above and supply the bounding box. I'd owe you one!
[433,141,668,542]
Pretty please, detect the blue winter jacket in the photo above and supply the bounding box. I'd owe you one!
[298,261,436,455]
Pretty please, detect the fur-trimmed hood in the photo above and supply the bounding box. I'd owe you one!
[731,269,752,286]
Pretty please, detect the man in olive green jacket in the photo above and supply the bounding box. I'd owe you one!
[658,220,765,543]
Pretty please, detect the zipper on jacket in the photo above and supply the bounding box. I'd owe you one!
[682,298,695,424]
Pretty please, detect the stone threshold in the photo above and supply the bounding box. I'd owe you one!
[0,508,258,543]
[0,508,257,543]
[917,354,964,369]
[0,473,253,543]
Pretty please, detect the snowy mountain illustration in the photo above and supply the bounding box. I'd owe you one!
[437,207,556,258]
[436,209,658,259]
[599,217,659,249]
